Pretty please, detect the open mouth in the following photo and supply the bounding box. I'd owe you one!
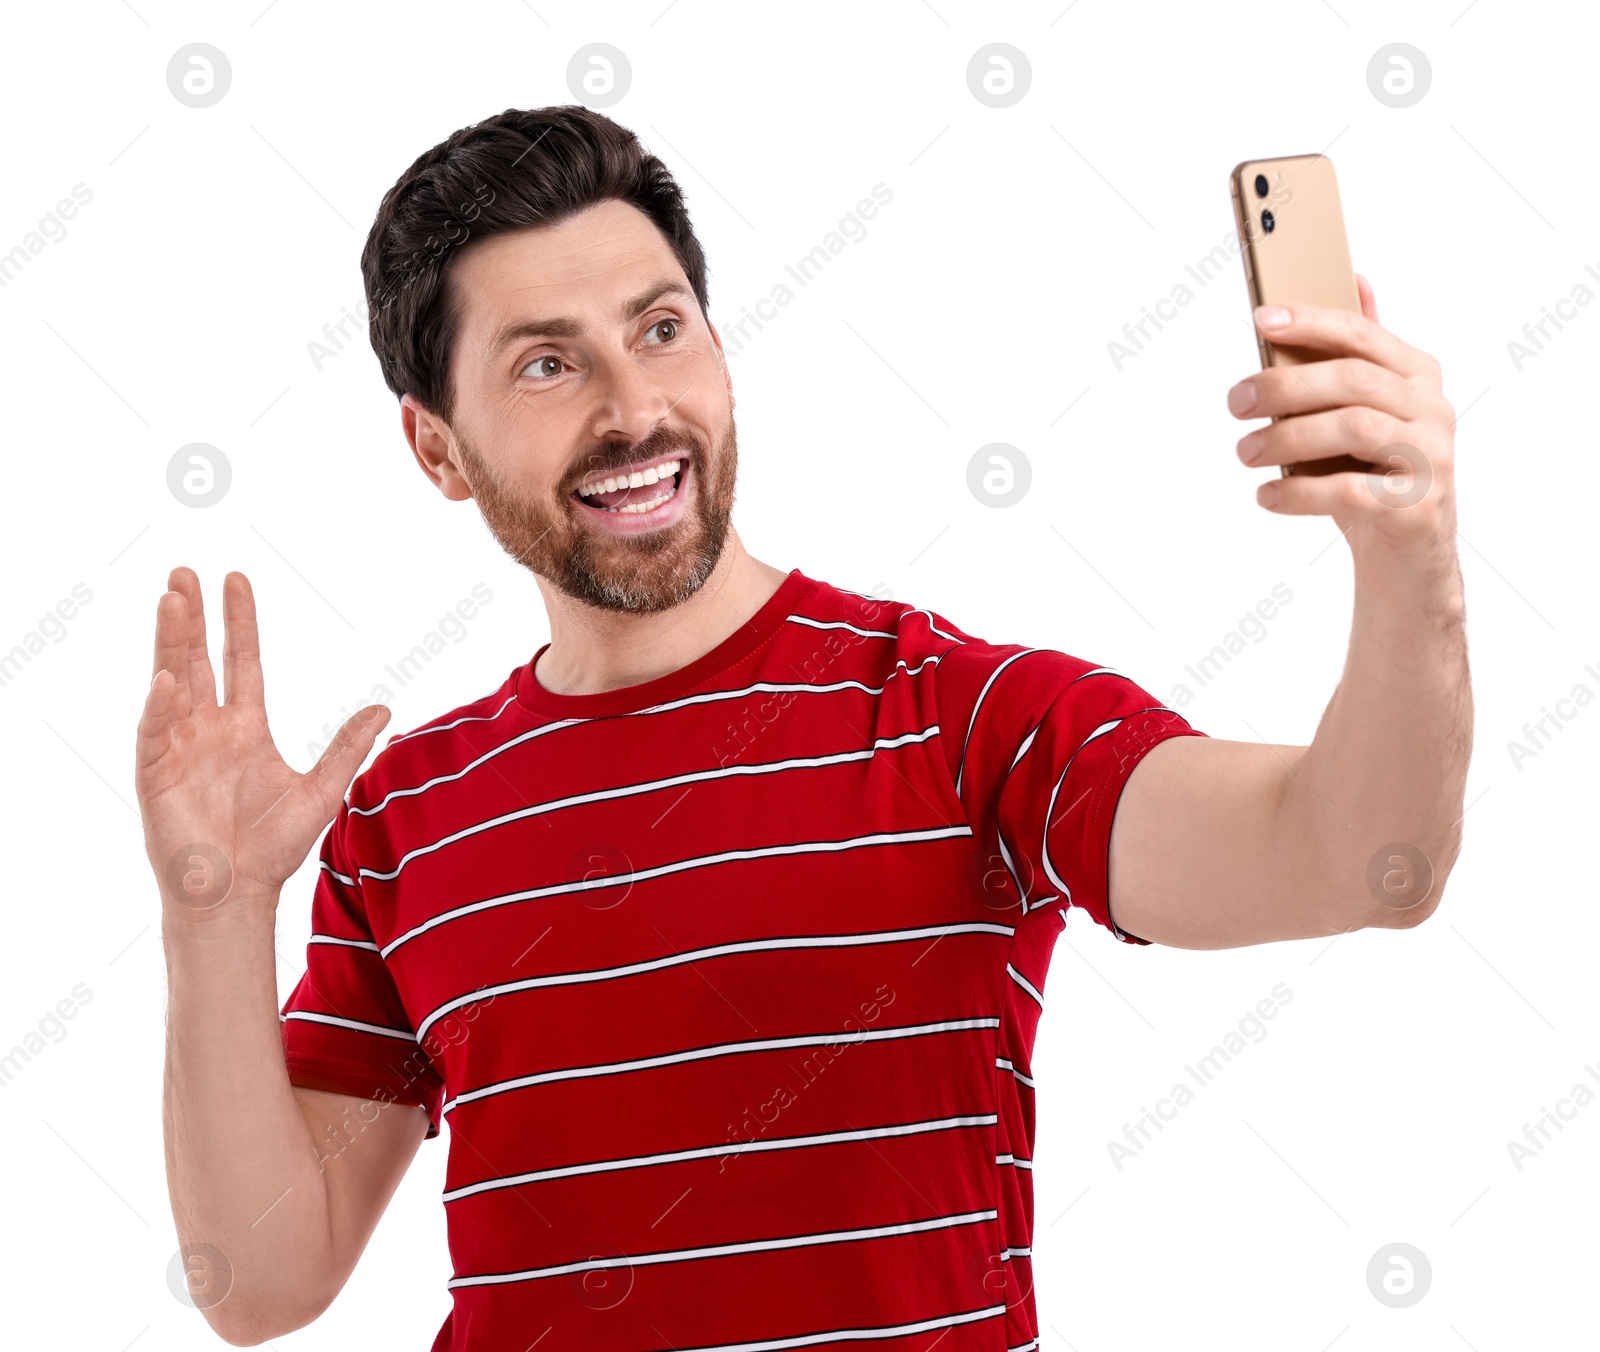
[571,455,689,516]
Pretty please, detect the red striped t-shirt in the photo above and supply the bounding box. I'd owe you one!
[278,566,1205,1351]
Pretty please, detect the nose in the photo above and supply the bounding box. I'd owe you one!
[589,346,673,449]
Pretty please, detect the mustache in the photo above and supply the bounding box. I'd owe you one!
[567,427,702,486]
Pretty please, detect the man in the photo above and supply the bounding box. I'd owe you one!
[140,106,1471,1350]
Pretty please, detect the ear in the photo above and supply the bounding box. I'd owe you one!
[401,394,474,502]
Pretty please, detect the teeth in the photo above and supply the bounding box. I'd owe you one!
[616,488,672,514]
[577,458,680,498]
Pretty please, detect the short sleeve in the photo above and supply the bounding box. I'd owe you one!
[936,641,1208,945]
[278,800,446,1139]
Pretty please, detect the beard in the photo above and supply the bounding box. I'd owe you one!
[455,412,738,615]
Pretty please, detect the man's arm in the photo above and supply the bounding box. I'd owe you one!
[163,901,431,1345]
[140,571,430,1343]
[1105,278,1471,949]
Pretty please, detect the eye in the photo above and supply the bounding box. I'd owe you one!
[644,318,679,345]
[519,354,565,380]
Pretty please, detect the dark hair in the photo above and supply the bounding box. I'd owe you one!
[360,105,710,422]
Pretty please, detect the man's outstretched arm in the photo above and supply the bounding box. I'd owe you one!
[1106,280,1472,950]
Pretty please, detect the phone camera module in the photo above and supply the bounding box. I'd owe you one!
[1261,209,1276,233]
[1253,174,1269,198]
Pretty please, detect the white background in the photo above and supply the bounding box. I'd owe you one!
[1,1,1594,1347]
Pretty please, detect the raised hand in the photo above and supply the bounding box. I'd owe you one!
[1227,275,1460,610]
[136,568,391,923]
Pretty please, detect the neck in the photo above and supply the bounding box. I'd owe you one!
[531,526,789,696]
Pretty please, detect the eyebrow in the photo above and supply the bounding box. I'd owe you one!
[489,279,694,354]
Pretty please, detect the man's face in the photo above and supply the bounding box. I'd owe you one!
[424,198,737,614]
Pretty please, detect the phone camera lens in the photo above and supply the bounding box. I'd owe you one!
[1253,174,1269,198]
[1261,209,1276,233]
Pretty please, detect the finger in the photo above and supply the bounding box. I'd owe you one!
[1237,404,1408,469]
[152,588,193,725]
[1254,302,1429,378]
[305,705,391,810]
[1258,470,1382,518]
[1229,356,1418,421]
[222,572,265,707]
[167,566,218,710]
[136,666,178,776]
[1355,273,1379,324]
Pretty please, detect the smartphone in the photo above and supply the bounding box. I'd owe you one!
[1229,153,1374,476]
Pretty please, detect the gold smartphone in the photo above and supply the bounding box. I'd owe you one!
[1229,153,1373,476]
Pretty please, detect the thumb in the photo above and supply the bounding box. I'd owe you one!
[307,703,391,807]
[1355,272,1379,324]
